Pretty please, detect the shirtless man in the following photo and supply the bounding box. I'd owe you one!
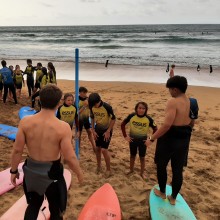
[10,84,83,220]
[146,76,193,205]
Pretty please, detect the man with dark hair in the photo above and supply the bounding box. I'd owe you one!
[146,75,193,205]
[0,60,17,104]
[10,84,83,220]
[88,93,116,177]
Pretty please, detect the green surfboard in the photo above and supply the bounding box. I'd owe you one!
[149,185,197,220]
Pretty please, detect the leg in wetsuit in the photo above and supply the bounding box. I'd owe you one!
[155,126,191,199]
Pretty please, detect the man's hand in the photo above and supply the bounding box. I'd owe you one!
[10,172,20,186]
[125,136,133,143]
[145,139,153,147]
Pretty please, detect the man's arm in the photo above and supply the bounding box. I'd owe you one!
[60,123,83,183]
[10,121,26,185]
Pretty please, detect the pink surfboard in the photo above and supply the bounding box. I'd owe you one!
[0,169,72,220]
[78,183,121,220]
[0,162,24,196]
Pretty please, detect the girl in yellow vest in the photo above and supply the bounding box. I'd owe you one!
[47,62,56,84]
[14,65,25,98]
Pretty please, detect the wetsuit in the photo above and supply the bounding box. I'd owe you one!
[23,157,67,220]
[90,101,116,149]
[14,71,24,89]
[57,104,79,129]
[0,67,17,104]
[24,66,35,97]
[121,113,157,157]
[155,125,192,199]
[34,69,43,89]
[78,96,91,131]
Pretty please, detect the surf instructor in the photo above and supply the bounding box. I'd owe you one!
[10,84,83,220]
[146,76,193,205]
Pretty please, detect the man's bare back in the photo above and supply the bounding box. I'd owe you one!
[21,109,71,162]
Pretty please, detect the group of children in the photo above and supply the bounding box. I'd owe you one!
[57,86,157,179]
[0,59,57,102]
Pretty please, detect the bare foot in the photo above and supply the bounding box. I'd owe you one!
[140,173,147,180]
[96,167,102,174]
[167,195,176,205]
[126,170,134,175]
[104,170,112,178]
[154,188,166,199]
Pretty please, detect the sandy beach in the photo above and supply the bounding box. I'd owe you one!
[0,70,220,219]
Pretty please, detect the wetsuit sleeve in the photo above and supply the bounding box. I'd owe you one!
[147,115,158,133]
[121,113,134,137]
[103,103,116,120]
[57,106,62,119]
[90,108,94,119]
[23,67,27,75]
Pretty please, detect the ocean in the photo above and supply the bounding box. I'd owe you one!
[0,24,220,68]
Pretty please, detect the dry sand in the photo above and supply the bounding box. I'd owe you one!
[0,80,220,219]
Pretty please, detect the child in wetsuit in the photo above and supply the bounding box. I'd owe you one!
[78,86,96,153]
[33,62,43,94]
[121,101,157,179]
[14,65,25,98]
[23,59,35,97]
[57,93,79,130]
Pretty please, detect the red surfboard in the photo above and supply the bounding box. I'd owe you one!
[78,183,121,220]
[0,169,72,220]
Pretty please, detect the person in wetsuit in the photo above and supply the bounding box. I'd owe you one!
[33,62,43,94]
[10,84,83,220]
[88,93,116,178]
[57,93,79,130]
[78,87,96,153]
[14,65,25,98]
[23,59,35,97]
[146,75,194,205]
[121,101,157,179]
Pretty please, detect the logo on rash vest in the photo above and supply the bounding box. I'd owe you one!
[132,121,147,127]
[94,112,105,118]
[62,111,74,115]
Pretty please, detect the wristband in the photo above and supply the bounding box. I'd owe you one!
[10,168,18,174]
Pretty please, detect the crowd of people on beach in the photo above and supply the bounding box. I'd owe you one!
[0,58,199,219]
[0,59,56,106]
[6,58,199,219]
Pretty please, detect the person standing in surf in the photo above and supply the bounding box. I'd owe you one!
[169,64,175,78]
[10,84,83,220]
[146,76,193,205]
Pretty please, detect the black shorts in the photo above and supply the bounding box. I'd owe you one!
[95,130,112,149]
[16,83,22,89]
[34,82,41,89]
[79,118,91,131]
[130,139,146,157]
[0,82,3,90]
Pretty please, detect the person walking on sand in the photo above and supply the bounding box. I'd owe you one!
[166,63,169,73]
[197,64,200,73]
[209,65,213,74]
[88,93,116,178]
[146,76,193,205]
[121,101,157,180]
[10,84,83,220]
[0,60,17,104]
[169,64,175,78]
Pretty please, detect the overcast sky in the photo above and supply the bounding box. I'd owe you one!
[0,0,219,26]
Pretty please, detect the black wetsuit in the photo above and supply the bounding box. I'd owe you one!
[24,66,35,97]
[155,125,192,199]
[23,157,67,220]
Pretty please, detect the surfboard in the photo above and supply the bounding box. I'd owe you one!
[18,106,37,120]
[0,162,24,196]
[78,183,121,220]
[0,124,18,140]
[149,185,197,220]
[0,169,72,220]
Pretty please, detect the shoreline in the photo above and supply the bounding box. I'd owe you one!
[2,59,220,88]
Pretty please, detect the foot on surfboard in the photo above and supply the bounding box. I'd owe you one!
[154,188,166,200]
[167,195,176,205]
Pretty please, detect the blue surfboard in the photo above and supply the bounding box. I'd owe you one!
[18,106,37,120]
[0,124,18,141]
[149,185,197,220]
